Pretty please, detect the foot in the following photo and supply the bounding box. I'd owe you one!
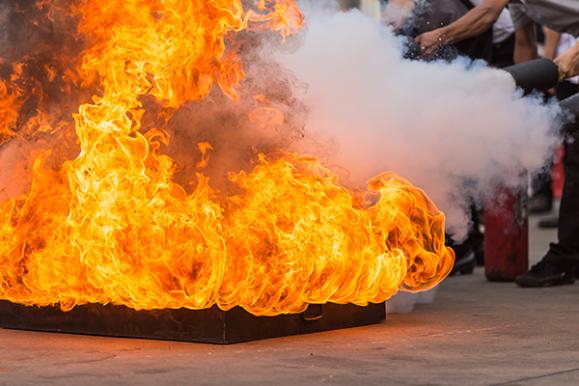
[515,260,575,287]
[450,243,476,276]
[538,216,558,229]
[528,194,553,214]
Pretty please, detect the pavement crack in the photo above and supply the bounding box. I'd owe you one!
[50,354,117,367]
[425,323,523,338]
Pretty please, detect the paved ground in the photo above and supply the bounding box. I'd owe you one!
[1,210,578,386]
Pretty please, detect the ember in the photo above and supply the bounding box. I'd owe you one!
[0,0,453,319]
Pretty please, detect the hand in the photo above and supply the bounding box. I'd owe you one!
[415,29,446,57]
[554,42,579,80]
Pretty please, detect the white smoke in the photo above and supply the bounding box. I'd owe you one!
[0,1,561,240]
[276,6,561,237]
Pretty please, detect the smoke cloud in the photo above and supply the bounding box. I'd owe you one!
[275,6,561,236]
[0,1,562,239]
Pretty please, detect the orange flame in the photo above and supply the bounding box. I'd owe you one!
[0,64,25,142]
[0,0,453,316]
[0,80,20,141]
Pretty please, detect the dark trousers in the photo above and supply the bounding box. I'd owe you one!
[530,83,579,201]
[544,84,579,266]
[547,130,579,265]
[491,34,515,69]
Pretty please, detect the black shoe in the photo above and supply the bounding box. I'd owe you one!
[528,194,553,214]
[515,260,575,287]
[538,216,558,229]
[450,242,476,276]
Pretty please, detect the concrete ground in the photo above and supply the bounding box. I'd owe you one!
[1,211,578,386]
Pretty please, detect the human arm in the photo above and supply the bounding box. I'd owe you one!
[415,0,509,56]
[513,21,537,64]
[555,41,579,79]
[542,27,561,60]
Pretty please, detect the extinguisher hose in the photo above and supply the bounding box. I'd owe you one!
[502,58,560,95]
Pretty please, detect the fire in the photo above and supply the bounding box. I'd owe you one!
[0,0,454,316]
[0,79,20,142]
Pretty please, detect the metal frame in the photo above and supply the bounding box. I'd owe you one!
[0,300,386,344]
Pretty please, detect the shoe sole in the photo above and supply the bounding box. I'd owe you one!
[516,277,575,288]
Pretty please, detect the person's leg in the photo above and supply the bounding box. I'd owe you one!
[490,34,515,69]
[516,132,579,287]
[537,83,579,226]
[552,132,579,262]
[529,166,553,214]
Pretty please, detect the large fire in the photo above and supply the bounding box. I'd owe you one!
[0,0,454,316]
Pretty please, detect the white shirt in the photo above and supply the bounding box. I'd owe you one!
[360,0,383,21]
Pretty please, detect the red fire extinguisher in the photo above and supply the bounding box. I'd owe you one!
[484,184,529,281]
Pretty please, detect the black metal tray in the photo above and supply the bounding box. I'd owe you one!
[0,300,386,344]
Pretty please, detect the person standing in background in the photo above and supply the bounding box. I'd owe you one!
[411,0,579,286]
[508,1,579,286]
[384,0,503,274]
[530,28,579,219]
[414,0,579,78]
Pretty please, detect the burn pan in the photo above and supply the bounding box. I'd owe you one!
[0,300,386,344]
